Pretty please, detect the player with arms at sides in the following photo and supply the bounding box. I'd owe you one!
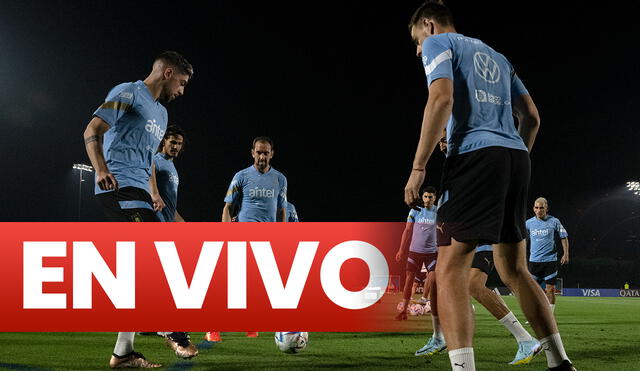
[403,2,574,370]
[395,186,438,321]
[83,51,196,368]
[205,136,288,342]
[155,125,187,223]
[526,197,570,314]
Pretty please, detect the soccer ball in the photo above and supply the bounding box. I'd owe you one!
[274,332,308,353]
[408,303,425,316]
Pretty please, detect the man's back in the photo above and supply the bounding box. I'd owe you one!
[422,33,528,156]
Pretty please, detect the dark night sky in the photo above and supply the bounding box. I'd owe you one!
[0,2,638,259]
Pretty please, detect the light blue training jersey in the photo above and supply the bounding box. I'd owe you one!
[526,215,568,262]
[224,165,288,222]
[93,80,168,196]
[421,33,529,156]
[407,205,438,254]
[154,153,179,222]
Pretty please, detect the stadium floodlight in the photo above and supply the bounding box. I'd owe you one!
[72,164,93,221]
[626,181,640,196]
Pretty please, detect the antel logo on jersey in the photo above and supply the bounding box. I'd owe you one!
[531,229,549,237]
[473,52,500,83]
[417,218,435,225]
[249,187,275,198]
[145,119,165,141]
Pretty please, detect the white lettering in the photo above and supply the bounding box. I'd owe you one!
[73,241,135,309]
[23,242,66,309]
[251,241,318,309]
[320,240,389,310]
[155,241,222,309]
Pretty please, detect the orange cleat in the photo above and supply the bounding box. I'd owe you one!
[204,331,221,342]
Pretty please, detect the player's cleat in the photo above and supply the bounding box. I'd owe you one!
[109,351,161,368]
[417,297,429,305]
[415,336,447,357]
[204,332,222,342]
[547,360,577,371]
[164,332,199,359]
[246,332,259,337]
[509,339,542,365]
[137,332,161,336]
[394,311,408,321]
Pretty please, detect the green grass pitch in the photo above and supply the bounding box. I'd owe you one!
[0,296,639,370]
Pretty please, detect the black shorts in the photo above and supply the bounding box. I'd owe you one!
[414,271,427,284]
[528,261,558,285]
[471,250,494,275]
[436,146,530,246]
[96,187,159,222]
[406,251,437,273]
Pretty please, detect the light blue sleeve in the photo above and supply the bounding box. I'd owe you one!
[407,209,418,222]
[224,172,243,204]
[555,219,568,238]
[277,175,288,210]
[93,83,136,127]
[422,36,453,86]
[510,69,529,98]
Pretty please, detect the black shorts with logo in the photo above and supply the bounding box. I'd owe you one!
[471,250,494,275]
[96,186,159,222]
[405,251,438,274]
[528,261,558,285]
[436,146,530,246]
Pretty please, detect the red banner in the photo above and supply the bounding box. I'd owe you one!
[0,222,424,332]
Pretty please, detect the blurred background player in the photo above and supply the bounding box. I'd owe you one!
[526,197,570,314]
[395,186,438,321]
[205,136,288,342]
[403,2,573,370]
[155,125,187,222]
[83,51,194,368]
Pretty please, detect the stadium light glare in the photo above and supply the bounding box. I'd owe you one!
[73,163,93,221]
[627,181,640,196]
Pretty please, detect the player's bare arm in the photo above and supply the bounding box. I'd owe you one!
[174,211,186,222]
[222,203,233,222]
[404,78,453,208]
[83,116,118,191]
[395,221,414,262]
[512,94,540,152]
[560,238,570,265]
[149,162,166,212]
[279,208,287,223]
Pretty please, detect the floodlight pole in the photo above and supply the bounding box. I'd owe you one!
[73,164,93,221]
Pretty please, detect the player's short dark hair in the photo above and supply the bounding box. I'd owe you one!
[422,186,437,194]
[252,136,274,149]
[157,124,187,153]
[409,1,454,30]
[155,51,194,78]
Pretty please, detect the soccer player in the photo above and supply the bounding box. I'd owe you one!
[526,197,570,314]
[205,136,288,342]
[285,201,299,222]
[83,51,194,368]
[394,186,438,321]
[155,125,187,222]
[403,2,574,370]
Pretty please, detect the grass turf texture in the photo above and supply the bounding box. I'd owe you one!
[0,296,639,370]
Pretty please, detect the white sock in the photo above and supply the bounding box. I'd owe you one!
[449,347,475,370]
[550,304,556,313]
[113,332,136,356]
[540,333,569,368]
[432,315,445,341]
[499,312,533,343]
